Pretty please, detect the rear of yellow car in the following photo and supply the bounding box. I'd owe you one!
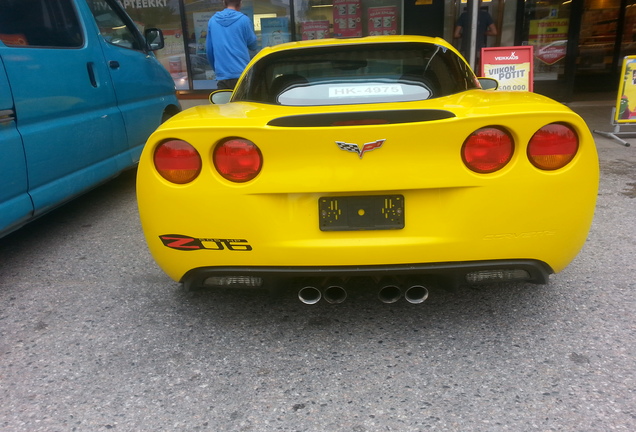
[137,98,597,287]
[136,36,598,302]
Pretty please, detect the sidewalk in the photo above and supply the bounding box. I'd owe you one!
[566,100,636,147]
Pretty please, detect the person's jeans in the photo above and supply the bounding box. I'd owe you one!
[217,78,239,90]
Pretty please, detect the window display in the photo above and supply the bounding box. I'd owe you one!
[523,0,570,81]
[113,0,635,95]
[295,0,402,41]
[183,0,290,89]
[578,0,620,74]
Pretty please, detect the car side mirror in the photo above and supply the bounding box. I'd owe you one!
[210,89,233,104]
[145,28,164,51]
[478,77,498,90]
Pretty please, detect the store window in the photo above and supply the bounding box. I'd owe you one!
[576,0,636,93]
[577,0,636,74]
[620,0,636,59]
[121,1,186,87]
[579,0,620,74]
[522,0,571,82]
[183,0,291,90]
[119,0,410,92]
[295,0,403,40]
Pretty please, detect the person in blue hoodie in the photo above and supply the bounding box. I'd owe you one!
[206,0,258,89]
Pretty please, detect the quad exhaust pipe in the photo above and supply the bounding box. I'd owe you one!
[404,284,429,304]
[298,278,429,305]
[298,279,347,305]
[378,283,402,304]
[298,286,322,305]
[323,284,347,304]
[378,277,429,304]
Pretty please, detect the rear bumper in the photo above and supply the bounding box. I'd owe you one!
[181,259,553,291]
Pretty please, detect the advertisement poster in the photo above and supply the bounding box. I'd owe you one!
[529,19,569,65]
[158,28,188,89]
[614,56,636,123]
[301,20,330,40]
[333,0,362,38]
[367,6,397,36]
[193,12,213,55]
[261,17,290,47]
[481,46,534,92]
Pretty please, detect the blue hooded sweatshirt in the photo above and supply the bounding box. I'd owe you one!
[206,9,258,81]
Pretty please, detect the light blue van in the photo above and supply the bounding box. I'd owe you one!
[0,0,180,237]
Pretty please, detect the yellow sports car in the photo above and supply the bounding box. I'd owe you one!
[137,36,598,304]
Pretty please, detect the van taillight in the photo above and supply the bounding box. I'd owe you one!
[462,127,514,173]
[528,123,578,170]
[213,138,262,182]
[154,140,201,184]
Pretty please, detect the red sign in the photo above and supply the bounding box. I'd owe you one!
[301,21,330,40]
[481,46,534,92]
[333,0,362,38]
[367,6,397,36]
[535,42,567,65]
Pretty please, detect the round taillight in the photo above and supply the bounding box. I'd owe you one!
[213,138,262,183]
[153,139,201,184]
[462,127,514,173]
[528,123,578,170]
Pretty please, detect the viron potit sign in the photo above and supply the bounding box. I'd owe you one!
[481,46,534,92]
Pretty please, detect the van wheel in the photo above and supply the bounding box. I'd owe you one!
[161,106,180,123]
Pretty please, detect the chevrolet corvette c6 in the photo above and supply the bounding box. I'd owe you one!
[136,36,599,304]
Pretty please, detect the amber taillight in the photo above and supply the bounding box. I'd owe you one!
[154,140,201,184]
[528,123,579,170]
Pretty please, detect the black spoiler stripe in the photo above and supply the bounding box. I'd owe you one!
[267,109,456,127]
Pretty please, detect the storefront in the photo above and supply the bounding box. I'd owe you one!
[120,0,635,101]
[517,0,636,100]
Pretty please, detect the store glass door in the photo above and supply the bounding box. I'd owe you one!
[575,0,622,91]
[522,0,572,95]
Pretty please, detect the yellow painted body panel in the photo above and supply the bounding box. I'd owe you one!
[136,37,599,284]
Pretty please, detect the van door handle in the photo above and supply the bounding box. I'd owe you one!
[0,109,16,124]
[109,60,120,69]
[87,62,98,87]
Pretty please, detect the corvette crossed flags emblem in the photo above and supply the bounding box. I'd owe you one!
[336,139,386,159]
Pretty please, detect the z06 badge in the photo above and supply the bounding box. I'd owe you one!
[159,234,252,251]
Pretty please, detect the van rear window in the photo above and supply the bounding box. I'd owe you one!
[0,0,83,48]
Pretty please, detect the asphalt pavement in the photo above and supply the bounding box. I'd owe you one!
[0,97,634,432]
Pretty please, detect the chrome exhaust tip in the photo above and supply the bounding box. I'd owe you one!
[298,286,322,305]
[404,285,429,304]
[378,284,402,304]
[323,284,347,304]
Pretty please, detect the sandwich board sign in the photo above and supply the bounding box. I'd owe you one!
[481,46,534,92]
[593,55,636,147]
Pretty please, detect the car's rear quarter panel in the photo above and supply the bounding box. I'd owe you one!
[137,91,598,282]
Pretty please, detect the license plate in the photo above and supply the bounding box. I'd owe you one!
[319,195,404,231]
[328,84,404,98]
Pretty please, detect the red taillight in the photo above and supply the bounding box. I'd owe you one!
[462,127,514,173]
[154,140,201,184]
[213,138,262,182]
[528,123,578,170]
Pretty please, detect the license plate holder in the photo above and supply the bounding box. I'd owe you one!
[319,195,404,231]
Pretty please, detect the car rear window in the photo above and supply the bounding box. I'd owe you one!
[233,42,478,106]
